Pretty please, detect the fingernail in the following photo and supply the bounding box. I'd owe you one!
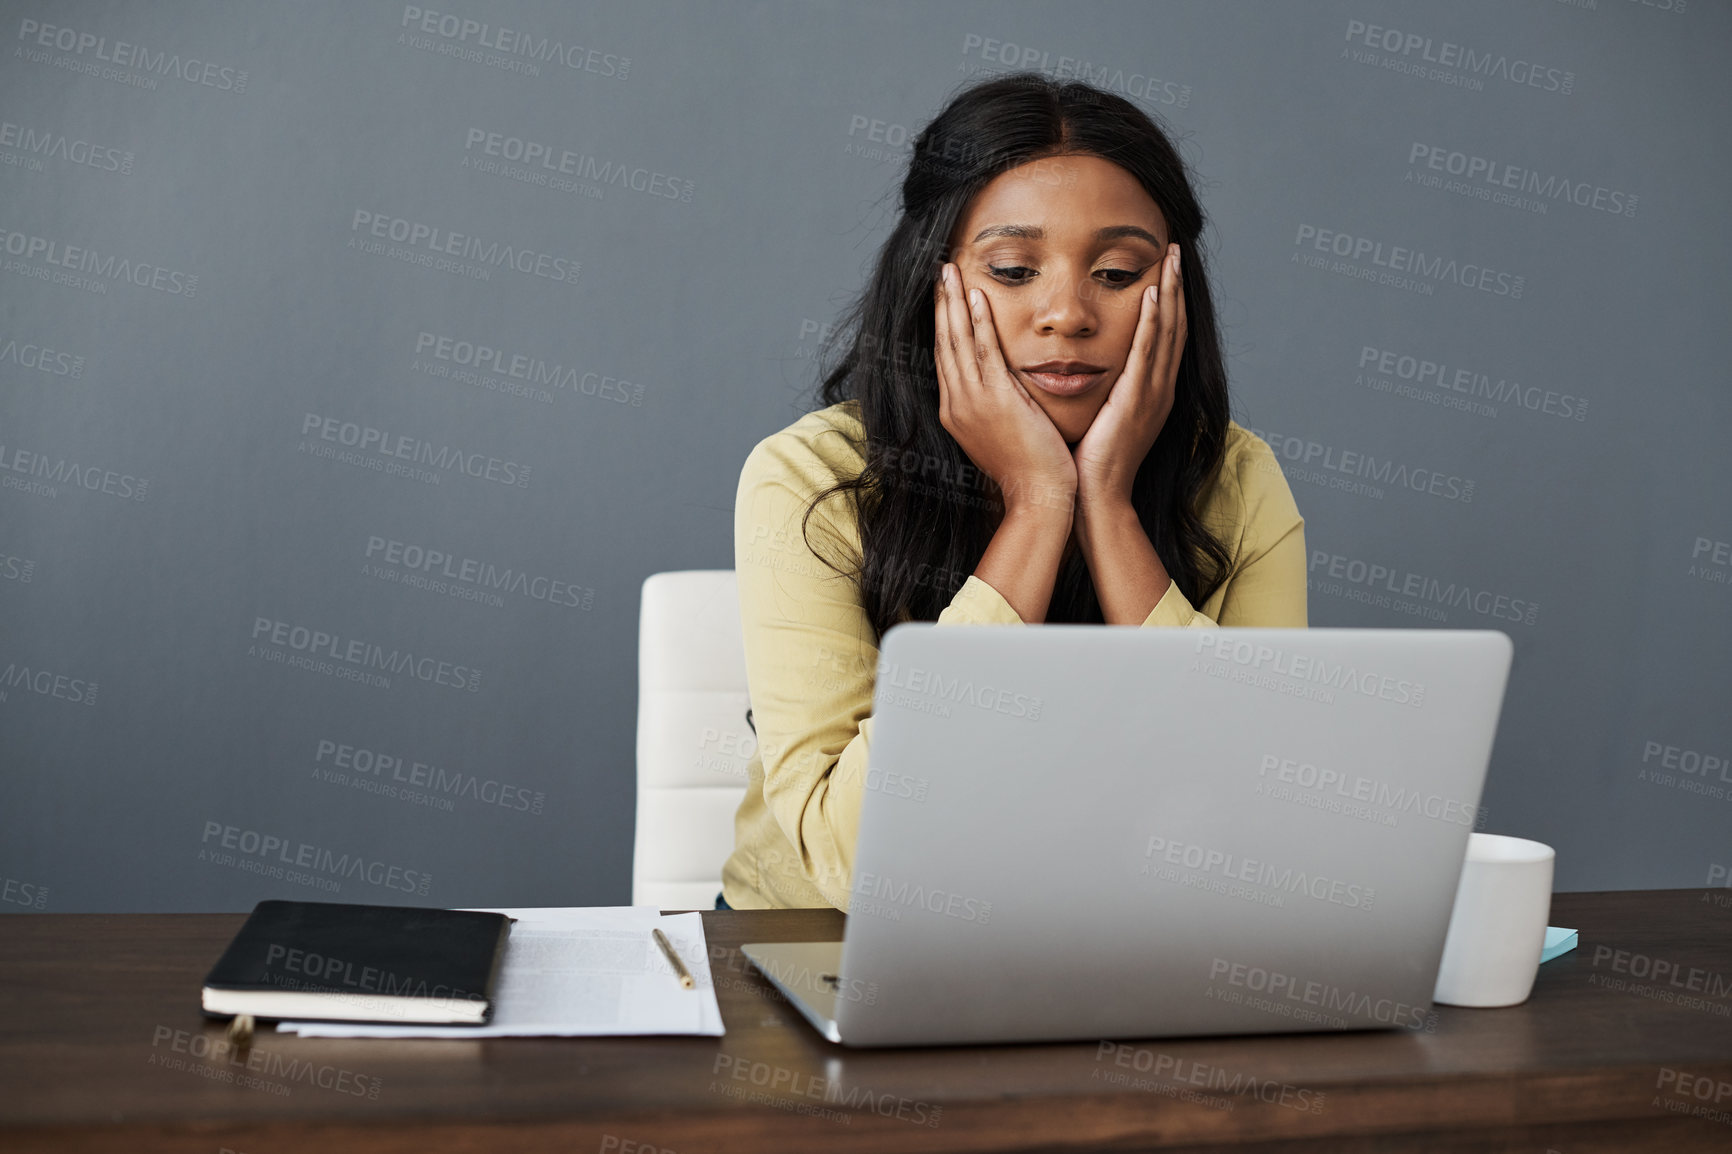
[969,288,981,310]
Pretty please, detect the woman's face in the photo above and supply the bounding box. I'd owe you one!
[945,153,1172,446]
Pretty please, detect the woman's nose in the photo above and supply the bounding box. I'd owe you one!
[1031,270,1100,335]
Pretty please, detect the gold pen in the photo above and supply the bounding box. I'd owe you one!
[226,1013,255,1048]
[652,927,695,989]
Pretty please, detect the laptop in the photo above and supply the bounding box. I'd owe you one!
[742,625,1514,1047]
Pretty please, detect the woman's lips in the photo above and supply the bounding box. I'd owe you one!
[1024,369,1107,397]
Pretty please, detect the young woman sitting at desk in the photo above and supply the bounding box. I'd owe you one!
[720,73,1306,912]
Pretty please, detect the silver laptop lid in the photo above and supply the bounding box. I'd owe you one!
[833,626,1513,1047]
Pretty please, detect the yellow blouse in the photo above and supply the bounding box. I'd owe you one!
[721,399,1307,910]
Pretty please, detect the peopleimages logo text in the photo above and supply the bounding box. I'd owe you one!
[414,331,642,404]
[300,413,530,488]
[250,617,481,692]
[1257,754,1478,827]
[1294,225,1524,298]
[0,437,149,500]
[350,210,579,285]
[852,871,992,923]
[1193,633,1425,707]
[0,120,133,174]
[0,223,198,295]
[1209,957,1435,1030]
[463,130,691,201]
[959,33,1191,108]
[1144,835,1376,910]
[1343,20,1574,94]
[366,536,594,610]
[878,660,1042,720]
[314,738,546,814]
[1407,144,1635,218]
[263,942,482,1004]
[1,660,98,705]
[201,821,431,895]
[398,6,630,77]
[1358,346,1586,422]
[15,19,250,92]
[1310,549,1539,626]
[0,331,85,377]
[1245,424,1474,505]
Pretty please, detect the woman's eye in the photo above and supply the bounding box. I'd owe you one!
[988,265,1146,288]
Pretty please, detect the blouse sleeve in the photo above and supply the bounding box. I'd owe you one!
[735,431,1023,909]
[1138,432,1309,630]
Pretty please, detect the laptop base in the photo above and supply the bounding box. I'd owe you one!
[740,942,843,1043]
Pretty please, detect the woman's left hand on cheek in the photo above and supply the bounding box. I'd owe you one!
[1072,242,1187,506]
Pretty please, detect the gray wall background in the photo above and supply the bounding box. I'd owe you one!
[2,0,1726,914]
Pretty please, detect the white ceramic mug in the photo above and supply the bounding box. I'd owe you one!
[1433,833,1555,1008]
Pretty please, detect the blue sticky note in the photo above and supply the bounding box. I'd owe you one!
[1540,926,1577,963]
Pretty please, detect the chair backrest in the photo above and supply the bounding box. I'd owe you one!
[633,570,754,909]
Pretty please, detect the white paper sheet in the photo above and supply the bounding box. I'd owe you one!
[274,906,723,1038]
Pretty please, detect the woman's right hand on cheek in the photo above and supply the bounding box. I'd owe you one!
[932,262,1077,519]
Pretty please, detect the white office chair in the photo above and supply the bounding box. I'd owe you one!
[632,570,755,910]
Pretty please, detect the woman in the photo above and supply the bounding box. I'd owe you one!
[720,73,1306,911]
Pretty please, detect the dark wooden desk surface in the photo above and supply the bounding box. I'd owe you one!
[3,890,1731,1153]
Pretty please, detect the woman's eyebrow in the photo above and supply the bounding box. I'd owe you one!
[971,223,1164,246]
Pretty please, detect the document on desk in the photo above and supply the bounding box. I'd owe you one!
[276,906,723,1038]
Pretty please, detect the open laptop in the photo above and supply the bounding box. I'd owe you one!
[742,625,1514,1047]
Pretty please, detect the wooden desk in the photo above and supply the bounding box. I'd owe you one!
[3,889,1731,1152]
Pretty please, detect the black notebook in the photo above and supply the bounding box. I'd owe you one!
[202,900,513,1025]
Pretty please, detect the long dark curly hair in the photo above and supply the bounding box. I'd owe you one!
[800,72,1233,642]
